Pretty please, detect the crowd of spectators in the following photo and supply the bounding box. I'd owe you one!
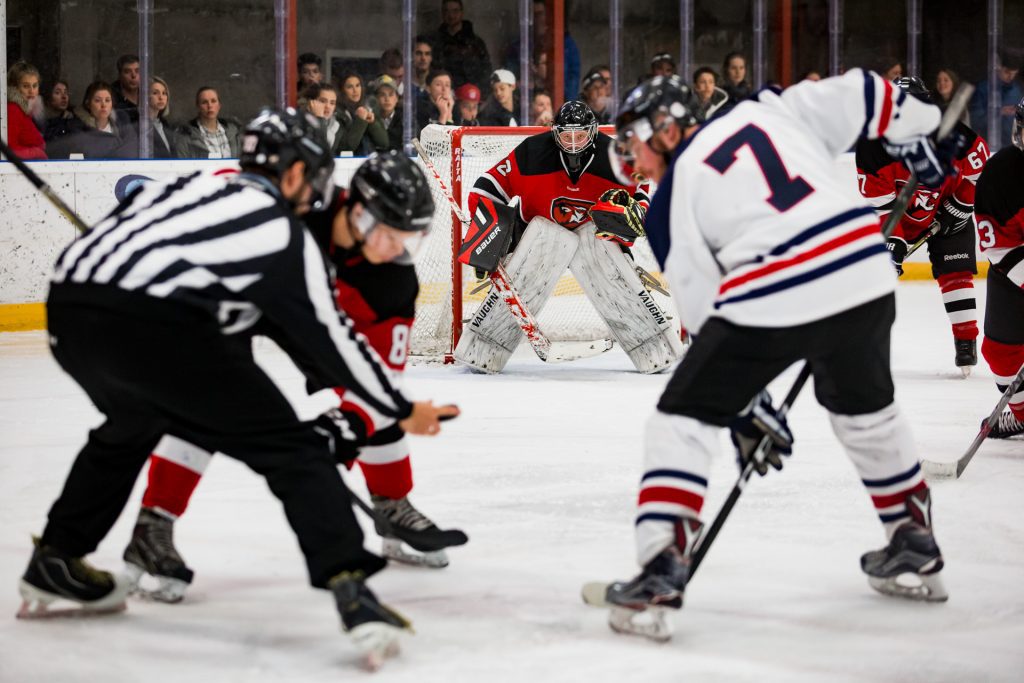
[5,3,1023,162]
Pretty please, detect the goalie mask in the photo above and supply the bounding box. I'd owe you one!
[240,107,335,209]
[552,101,599,174]
[614,75,697,169]
[347,150,435,263]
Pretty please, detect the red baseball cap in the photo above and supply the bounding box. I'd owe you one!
[455,84,481,102]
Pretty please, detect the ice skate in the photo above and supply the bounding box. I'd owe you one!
[985,410,1024,440]
[954,338,977,378]
[122,507,194,603]
[861,490,947,602]
[330,571,411,671]
[372,494,455,568]
[17,538,130,619]
[597,518,702,642]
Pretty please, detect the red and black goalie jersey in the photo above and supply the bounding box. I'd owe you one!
[468,132,650,230]
[855,121,990,242]
[975,145,1024,272]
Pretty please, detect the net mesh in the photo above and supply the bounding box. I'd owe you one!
[412,124,667,359]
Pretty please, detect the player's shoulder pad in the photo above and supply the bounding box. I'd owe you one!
[514,132,563,175]
[339,259,419,320]
[976,146,1024,223]
[854,137,895,175]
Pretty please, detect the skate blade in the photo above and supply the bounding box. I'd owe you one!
[868,572,948,603]
[124,562,190,603]
[348,622,404,672]
[382,539,449,569]
[607,605,673,642]
[959,366,972,378]
[16,579,128,619]
[546,339,615,363]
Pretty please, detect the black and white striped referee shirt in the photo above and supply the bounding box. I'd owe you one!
[52,170,411,420]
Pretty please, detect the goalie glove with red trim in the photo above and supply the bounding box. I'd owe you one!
[590,189,646,247]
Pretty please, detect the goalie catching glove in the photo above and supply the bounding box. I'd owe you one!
[590,189,646,247]
[730,390,794,476]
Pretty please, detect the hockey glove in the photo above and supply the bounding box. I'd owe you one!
[886,236,908,277]
[730,390,794,477]
[313,408,367,464]
[934,196,974,236]
[591,189,646,247]
[883,134,959,189]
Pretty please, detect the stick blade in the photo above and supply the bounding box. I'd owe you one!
[920,459,958,481]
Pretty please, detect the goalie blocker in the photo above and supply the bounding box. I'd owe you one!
[454,214,683,373]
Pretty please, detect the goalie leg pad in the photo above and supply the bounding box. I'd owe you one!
[569,224,684,373]
[454,217,579,372]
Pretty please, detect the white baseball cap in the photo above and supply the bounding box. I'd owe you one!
[490,69,516,86]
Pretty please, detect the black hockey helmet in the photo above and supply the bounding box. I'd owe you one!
[615,75,697,159]
[1013,96,1024,152]
[552,100,599,156]
[240,107,335,205]
[893,76,933,104]
[348,150,434,233]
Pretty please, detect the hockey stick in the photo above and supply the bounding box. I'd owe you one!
[921,362,1024,480]
[412,138,614,364]
[689,85,974,579]
[0,138,90,233]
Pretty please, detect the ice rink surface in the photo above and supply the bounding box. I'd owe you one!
[1,281,1022,682]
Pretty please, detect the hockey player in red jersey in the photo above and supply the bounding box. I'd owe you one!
[975,97,1024,438]
[586,72,956,641]
[122,151,465,605]
[456,100,684,373]
[856,76,989,376]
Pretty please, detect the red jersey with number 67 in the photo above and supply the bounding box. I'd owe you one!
[468,132,650,229]
[855,121,989,242]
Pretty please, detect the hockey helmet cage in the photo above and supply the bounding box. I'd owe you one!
[615,75,697,160]
[552,100,599,156]
[1013,96,1024,152]
[892,76,933,104]
[348,150,435,233]
[240,107,335,205]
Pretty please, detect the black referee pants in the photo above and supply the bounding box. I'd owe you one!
[42,292,385,588]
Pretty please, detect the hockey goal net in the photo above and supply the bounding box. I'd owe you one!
[411,124,668,361]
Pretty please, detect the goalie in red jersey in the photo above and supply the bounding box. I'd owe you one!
[856,76,989,376]
[456,100,684,374]
[121,152,466,605]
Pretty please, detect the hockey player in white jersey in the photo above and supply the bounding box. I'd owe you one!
[591,72,958,641]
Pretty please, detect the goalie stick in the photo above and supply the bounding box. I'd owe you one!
[412,137,612,363]
[581,84,978,601]
[921,361,1024,480]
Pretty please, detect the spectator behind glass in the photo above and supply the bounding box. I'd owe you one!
[578,67,611,124]
[800,69,822,82]
[934,68,970,126]
[412,37,433,97]
[650,53,676,78]
[111,54,141,124]
[42,79,88,159]
[371,75,404,151]
[300,83,342,155]
[969,49,1023,148]
[479,69,518,126]
[431,0,493,91]
[298,52,323,91]
[722,51,751,103]
[416,68,456,134]
[380,48,405,97]
[148,77,179,159]
[71,80,138,159]
[6,60,47,159]
[530,90,553,126]
[692,66,728,122]
[875,56,903,82]
[175,87,241,159]
[336,71,388,156]
[454,83,481,126]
